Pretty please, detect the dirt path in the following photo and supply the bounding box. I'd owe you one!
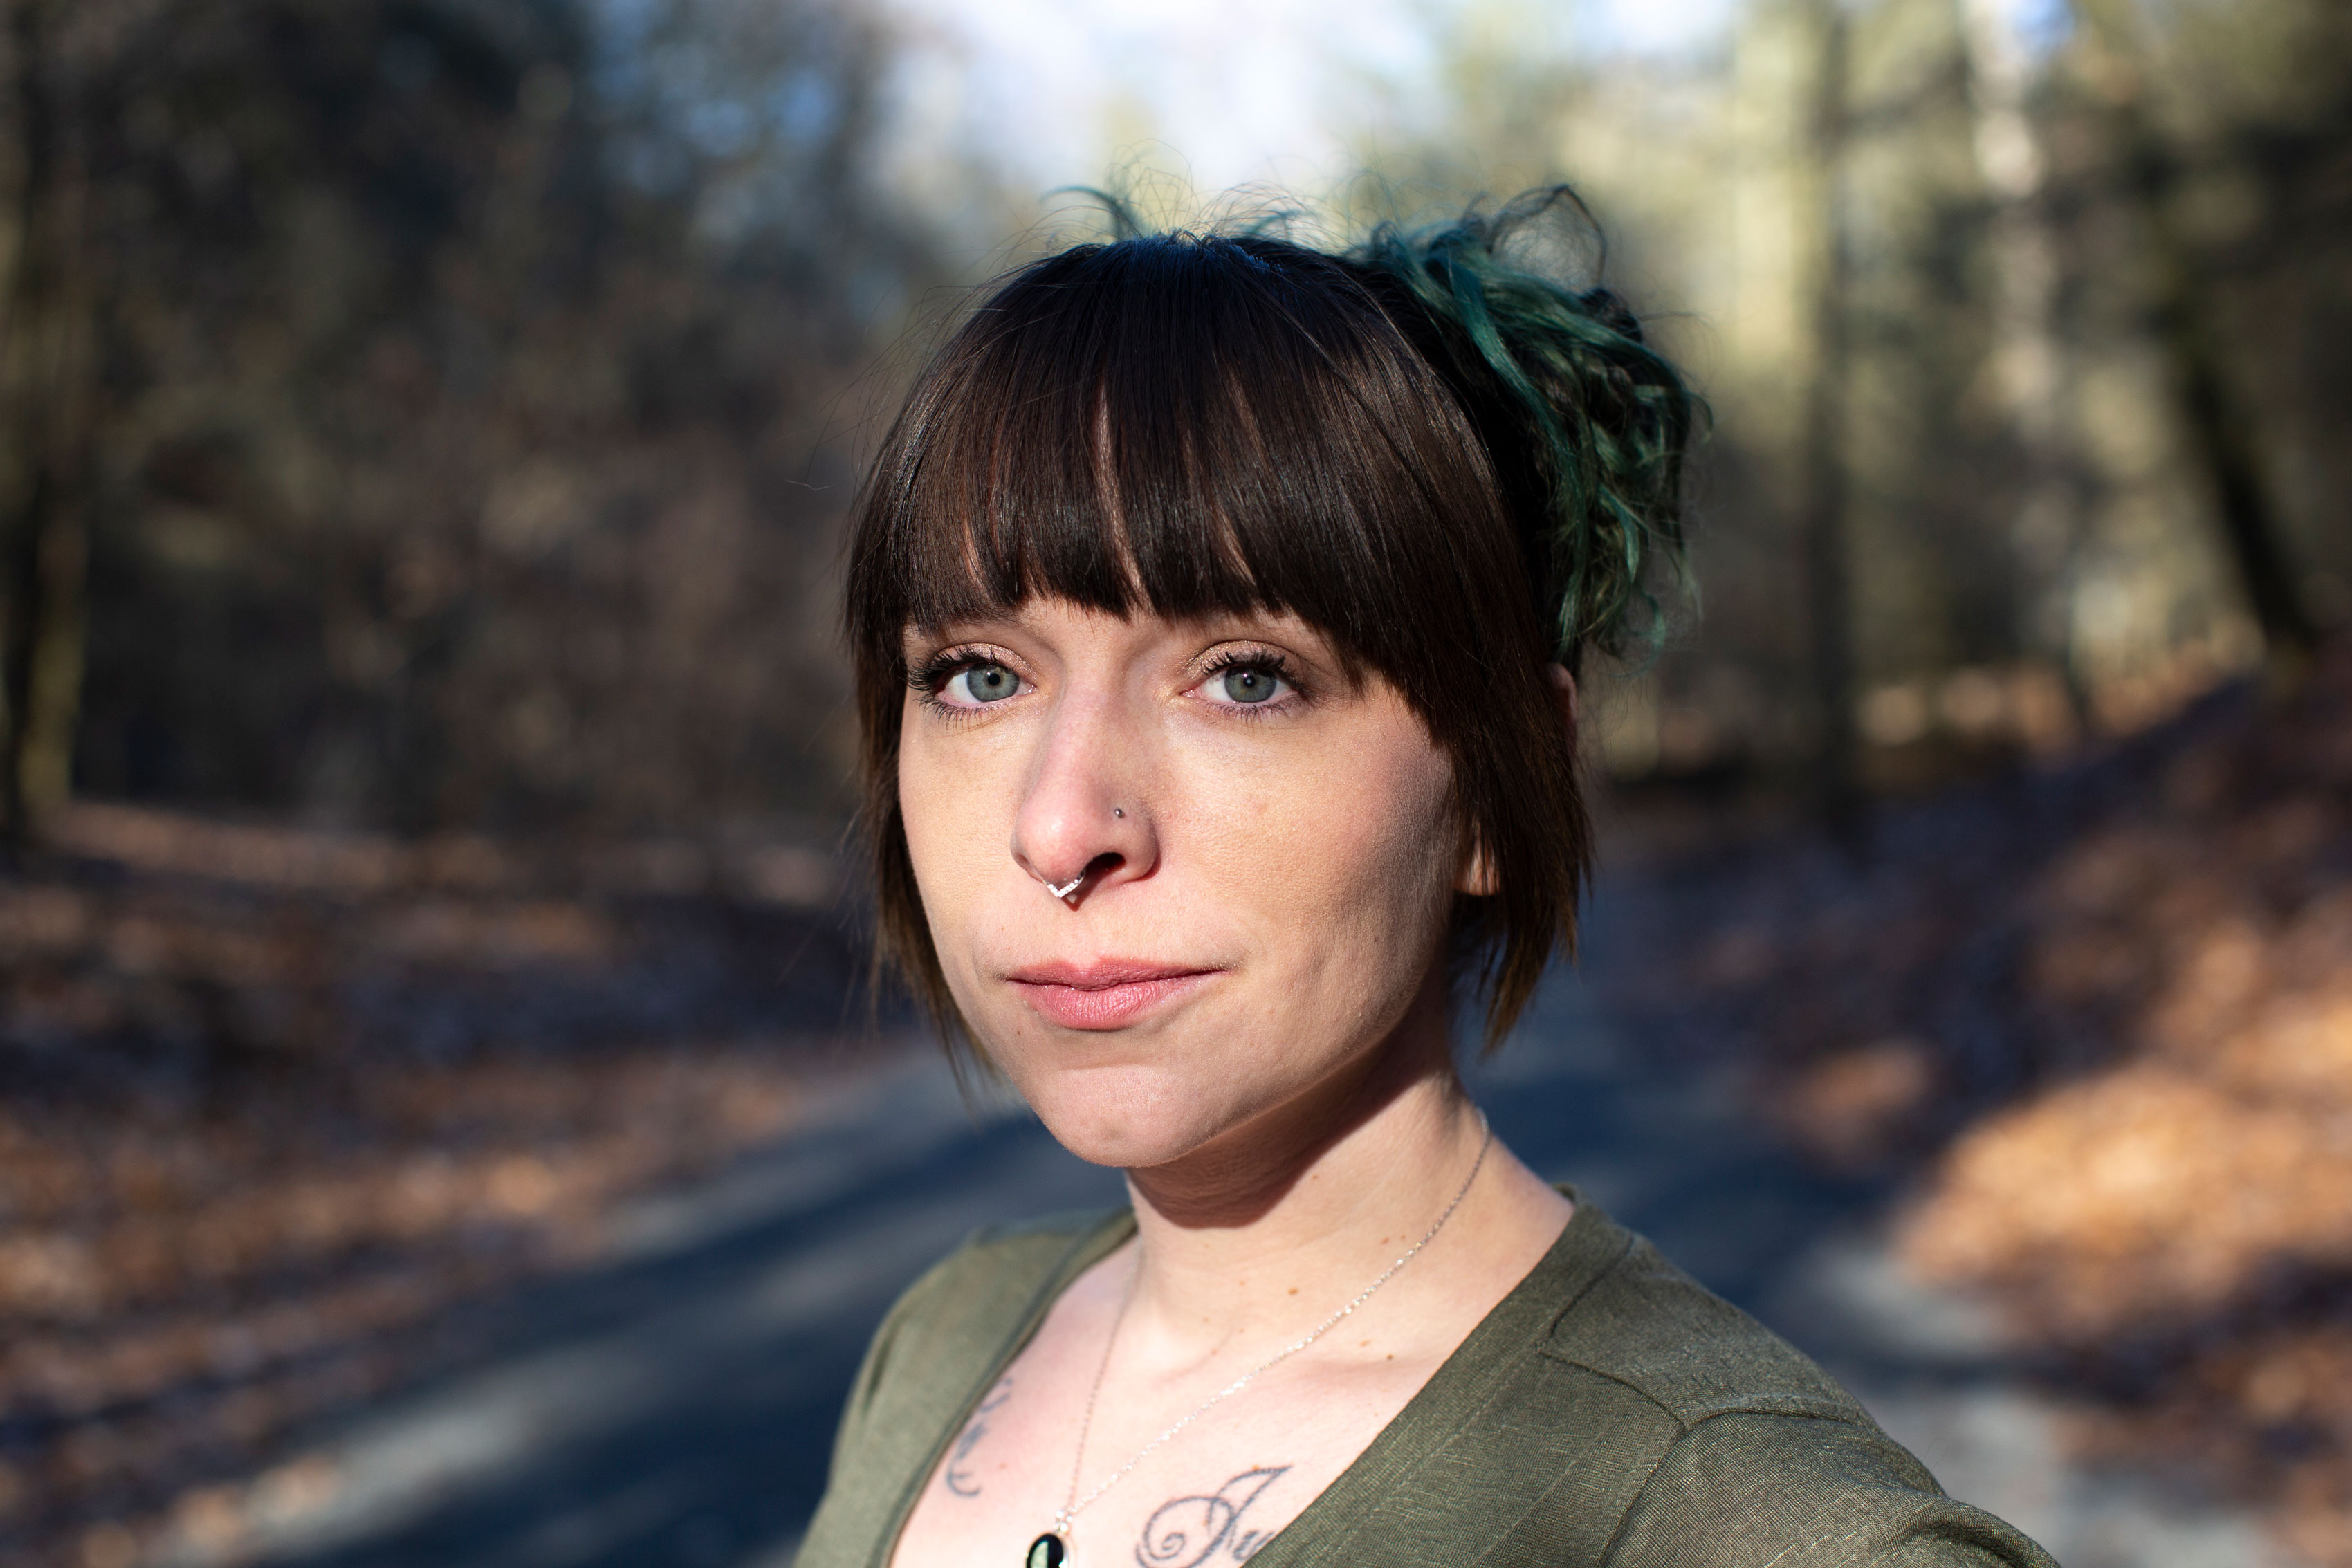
[161,964,2290,1568]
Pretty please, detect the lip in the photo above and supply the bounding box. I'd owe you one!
[1004,959,1219,1031]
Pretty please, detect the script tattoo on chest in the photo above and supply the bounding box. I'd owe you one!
[942,1378,1016,1497]
[1135,1466,1291,1568]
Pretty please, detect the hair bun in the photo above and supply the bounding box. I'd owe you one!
[1574,286,1644,344]
[1353,187,1705,670]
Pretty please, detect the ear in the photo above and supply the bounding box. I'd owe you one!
[1547,662,1579,744]
[1456,836,1500,897]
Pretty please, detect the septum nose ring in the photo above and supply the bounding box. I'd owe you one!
[1042,809,1125,900]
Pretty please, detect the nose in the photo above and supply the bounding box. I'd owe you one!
[1011,690,1158,901]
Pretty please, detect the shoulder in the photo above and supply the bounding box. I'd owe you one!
[1520,1204,2057,1567]
[1600,1408,2059,1567]
[1539,1216,1871,1430]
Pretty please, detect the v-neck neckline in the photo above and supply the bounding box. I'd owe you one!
[870,1189,1621,1568]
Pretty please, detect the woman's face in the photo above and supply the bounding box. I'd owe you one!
[897,597,1469,1171]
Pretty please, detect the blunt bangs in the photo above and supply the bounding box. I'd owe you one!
[861,233,1515,659]
[848,230,1587,1056]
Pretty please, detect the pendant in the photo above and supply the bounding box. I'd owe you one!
[1027,1533,1067,1568]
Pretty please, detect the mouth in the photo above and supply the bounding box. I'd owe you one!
[1004,959,1220,1031]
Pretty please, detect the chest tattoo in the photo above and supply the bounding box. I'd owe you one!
[1135,1466,1292,1568]
[944,1378,1016,1497]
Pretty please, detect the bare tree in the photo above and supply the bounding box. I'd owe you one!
[0,0,934,840]
[1797,0,1861,829]
[2071,0,2319,683]
[0,0,100,840]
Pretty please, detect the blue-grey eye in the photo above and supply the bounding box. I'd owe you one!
[953,663,1019,703]
[1221,667,1279,704]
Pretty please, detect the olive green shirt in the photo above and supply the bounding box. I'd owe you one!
[798,1194,2058,1568]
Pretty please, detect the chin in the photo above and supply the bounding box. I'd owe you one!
[997,1051,1256,1171]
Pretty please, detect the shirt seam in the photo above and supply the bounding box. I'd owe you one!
[1590,1408,1901,1568]
[1532,1235,1863,1435]
[1536,1223,1639,1343]
[1536,1352,1868,1432]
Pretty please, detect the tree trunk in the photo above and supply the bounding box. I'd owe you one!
[0,0,93,840]
[2071,0,2319,685]
[1797,0,1862,841]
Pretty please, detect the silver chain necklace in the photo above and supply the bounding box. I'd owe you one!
[1023,1116,1494,1568]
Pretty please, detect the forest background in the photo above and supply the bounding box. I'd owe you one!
[0,0,2347,1566]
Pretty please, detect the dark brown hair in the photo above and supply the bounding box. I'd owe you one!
[845,191,1700,1054]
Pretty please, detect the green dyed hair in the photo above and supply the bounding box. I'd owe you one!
[1351,187,1703,670]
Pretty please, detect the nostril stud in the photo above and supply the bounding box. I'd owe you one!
[1112,808,1124,818]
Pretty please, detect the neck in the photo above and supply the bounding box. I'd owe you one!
[1118,968,1490,1347]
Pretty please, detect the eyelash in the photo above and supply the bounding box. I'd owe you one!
[1197,648,1305,714]
[906,645,1309,716]
[909,647,1014,714]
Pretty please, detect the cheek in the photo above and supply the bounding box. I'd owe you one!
[1189,710,1458,972]
[896,701,1014,954]
[1327,753,1458,940]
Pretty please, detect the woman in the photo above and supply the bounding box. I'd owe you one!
[801,190,2055,1568]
